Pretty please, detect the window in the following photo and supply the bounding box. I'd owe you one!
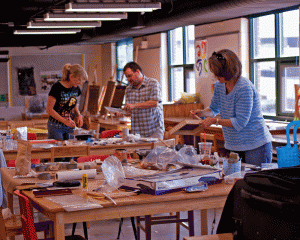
[250,8,299,119]
[168,25,195,101]
[116,38,133,84]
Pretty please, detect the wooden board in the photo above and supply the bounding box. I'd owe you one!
[111,85,126,108]
[79,80,89,113]
[87,85,101,115]
[168,119,203,136]
[100,81,116,115]
[163,103,204,118]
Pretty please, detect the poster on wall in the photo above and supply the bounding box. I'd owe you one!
[40,70,61,92]
[17,67,36,95]
[195,40,209,78]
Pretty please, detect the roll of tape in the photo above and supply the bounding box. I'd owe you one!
[38,173,51,180]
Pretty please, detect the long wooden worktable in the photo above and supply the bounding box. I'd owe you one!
[20,180,232,240]
[2,139,175,161]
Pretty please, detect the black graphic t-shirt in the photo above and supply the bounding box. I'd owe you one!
[48,81,81,123]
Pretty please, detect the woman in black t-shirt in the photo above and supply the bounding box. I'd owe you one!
[46,63,88,141]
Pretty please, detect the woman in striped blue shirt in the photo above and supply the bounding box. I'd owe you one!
[191,49,272,166]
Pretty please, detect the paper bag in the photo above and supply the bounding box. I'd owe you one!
[15,140,32,176]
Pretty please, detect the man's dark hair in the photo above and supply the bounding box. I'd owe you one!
[123,62,143,73]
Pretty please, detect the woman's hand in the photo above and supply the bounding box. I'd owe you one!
[64,117,76,128]
[190,109,204,119]
[75,114,83,128]
[199,117,215,128]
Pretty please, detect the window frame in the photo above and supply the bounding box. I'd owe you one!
[167,26,195,101]
[249,6,300,120]
[116,38,133,83]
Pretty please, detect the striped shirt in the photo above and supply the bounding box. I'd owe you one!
[209,76,272,151]
[125,76,164,137]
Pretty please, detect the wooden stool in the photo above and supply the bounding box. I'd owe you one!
[137,211,195,240]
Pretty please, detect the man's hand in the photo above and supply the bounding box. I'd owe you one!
[124,103,136,112]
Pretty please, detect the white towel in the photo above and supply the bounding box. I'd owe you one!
[0,149,7,208]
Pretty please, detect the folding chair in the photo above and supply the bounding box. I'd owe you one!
[14,190,87,240]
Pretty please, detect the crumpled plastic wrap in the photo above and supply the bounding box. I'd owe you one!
[157,148,182,170]
[123,165,159,177]
[141,146,184,170]
[99,156,125,192]
[141,146,167,169]
[177,145,198,165]
[141,145,200,170]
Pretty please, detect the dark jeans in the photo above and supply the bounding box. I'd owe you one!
[47,121,74,141]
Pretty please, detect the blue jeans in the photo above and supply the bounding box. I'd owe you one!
[47,121,74,141]
[233,142,272,166]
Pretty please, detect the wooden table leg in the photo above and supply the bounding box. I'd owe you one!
[145,215,152,240]
[54,212,65,240]
[201,209,208,235]
[188,210,195,236]
[7,192,14,213]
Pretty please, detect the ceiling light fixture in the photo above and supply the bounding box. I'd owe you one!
[44,13,127,21]
[14,29,81,35]
[65,2,161,13]
[27,21,101,29]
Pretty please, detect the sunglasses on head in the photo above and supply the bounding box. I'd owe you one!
[212,51,226,62]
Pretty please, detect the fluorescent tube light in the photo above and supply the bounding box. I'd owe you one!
[65,2,161,13]
[44,13,127,21]
[27,21,101,28]
[14,29,81,35]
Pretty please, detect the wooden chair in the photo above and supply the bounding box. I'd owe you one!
[200,133,217,153]
[14,190,87,240]
[50,145,90,162]
[137,211,195,240]
[0,205,53,240]
[183,233,233,240]
[0,121,8,130]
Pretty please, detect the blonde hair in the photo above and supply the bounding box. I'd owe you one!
[209,49,242,81]
[61,63,88,82]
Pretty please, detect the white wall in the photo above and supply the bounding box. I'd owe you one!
[195,18,249,108]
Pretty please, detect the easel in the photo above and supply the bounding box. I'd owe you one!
[99,65,126,119]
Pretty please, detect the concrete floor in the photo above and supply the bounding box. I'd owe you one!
[64,209,223,240]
